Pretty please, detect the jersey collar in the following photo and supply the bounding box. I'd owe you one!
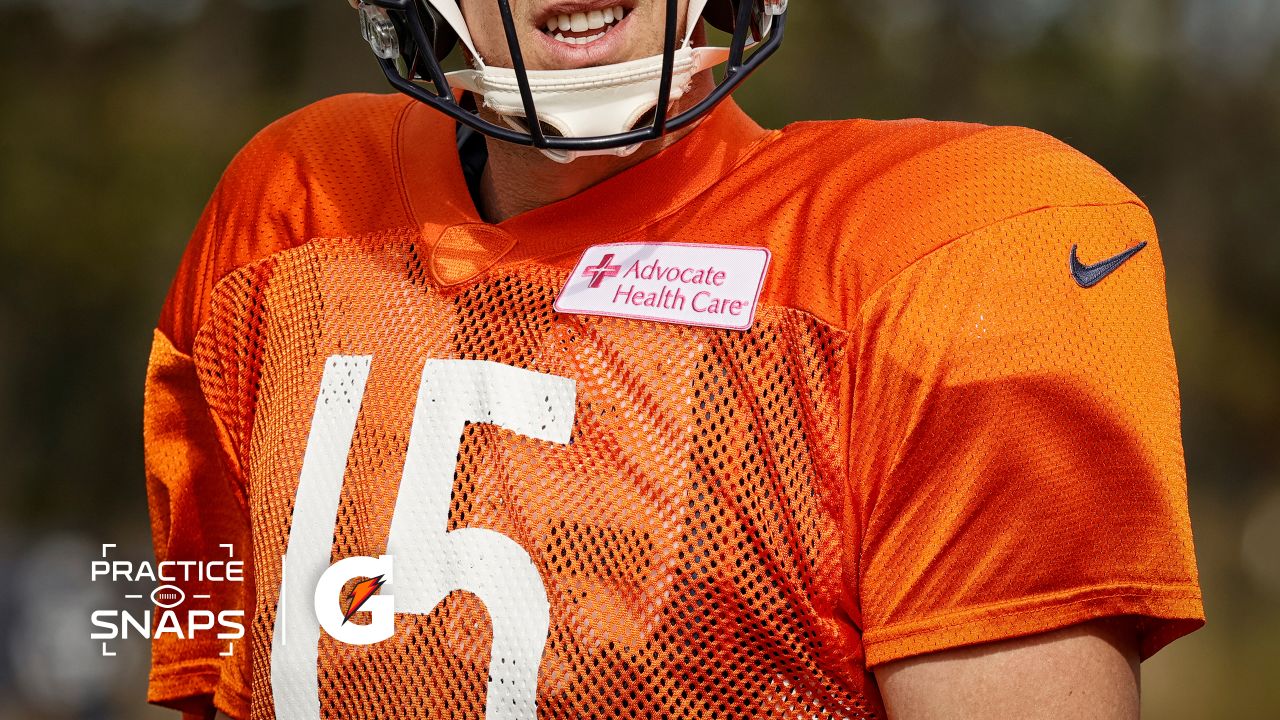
[397,96,774,285]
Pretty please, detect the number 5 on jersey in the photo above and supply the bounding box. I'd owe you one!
[271,357,576,719]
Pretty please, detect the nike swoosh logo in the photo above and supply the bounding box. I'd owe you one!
[1070,241,1148,288]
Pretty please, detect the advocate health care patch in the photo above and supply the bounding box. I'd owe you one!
[555,242,771,331]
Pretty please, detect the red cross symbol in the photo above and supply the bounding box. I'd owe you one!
[582,253,622,288]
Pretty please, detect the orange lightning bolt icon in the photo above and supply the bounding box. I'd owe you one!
[343,575,386,624]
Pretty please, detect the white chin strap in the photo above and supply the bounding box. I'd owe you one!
[449,46,728,163]
[423,0,755,163]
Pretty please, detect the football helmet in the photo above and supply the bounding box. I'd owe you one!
[357,0,787,162]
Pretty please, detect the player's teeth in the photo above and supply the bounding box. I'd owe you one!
[546,7,625,41]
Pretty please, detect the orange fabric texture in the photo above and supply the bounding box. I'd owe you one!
[144,93,1203,719]
[144,330,253,718]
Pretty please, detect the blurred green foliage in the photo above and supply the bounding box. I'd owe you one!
[0,1,1276,718]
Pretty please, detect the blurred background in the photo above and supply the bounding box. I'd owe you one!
[0,0,1276,717]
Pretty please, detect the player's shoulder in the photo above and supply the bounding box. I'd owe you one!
[202,90,416,264]
[748,117,1146,326]
[160,93,416,353]
[771,115,1141,224]
[252,91,408,147]
[220,92,411,194]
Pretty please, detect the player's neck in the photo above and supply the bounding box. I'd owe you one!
[476,72,715,224]
[477,141,663,223]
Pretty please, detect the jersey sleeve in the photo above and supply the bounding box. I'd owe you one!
[848,201,1204,668]
[144,131,266,719]
[144,328,253,719]
[144,121,263,719]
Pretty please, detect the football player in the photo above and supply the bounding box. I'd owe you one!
[143,1,1204,718]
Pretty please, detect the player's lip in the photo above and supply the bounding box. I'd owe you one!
[532,1,637,68]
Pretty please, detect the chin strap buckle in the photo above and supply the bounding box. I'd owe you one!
[359,2,401,60]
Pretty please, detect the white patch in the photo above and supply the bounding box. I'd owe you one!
[555,243,771,331]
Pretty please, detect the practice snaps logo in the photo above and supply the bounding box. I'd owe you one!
[89,543,245,657]
[556,242,771,331]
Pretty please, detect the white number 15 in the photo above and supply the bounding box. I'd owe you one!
[270,357,576,719]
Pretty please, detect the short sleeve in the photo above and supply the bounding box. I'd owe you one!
[849,202,1204,668]
[144,329,253,719]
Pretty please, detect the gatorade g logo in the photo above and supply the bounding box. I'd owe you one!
[275,358,576,720]
[314,556,393,646]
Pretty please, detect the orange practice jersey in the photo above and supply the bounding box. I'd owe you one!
[143,94,1204,720]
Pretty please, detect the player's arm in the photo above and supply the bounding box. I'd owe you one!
[849,199,1203,711]
[876,619,1139,720]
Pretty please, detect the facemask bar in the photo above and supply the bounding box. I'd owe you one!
[492,0,548,146]
[361,0,786,152]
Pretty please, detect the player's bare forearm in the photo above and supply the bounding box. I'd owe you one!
[874,619,1140,720]
[210,621,1135,720]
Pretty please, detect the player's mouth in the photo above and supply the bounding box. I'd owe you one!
[533,2,636,66]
